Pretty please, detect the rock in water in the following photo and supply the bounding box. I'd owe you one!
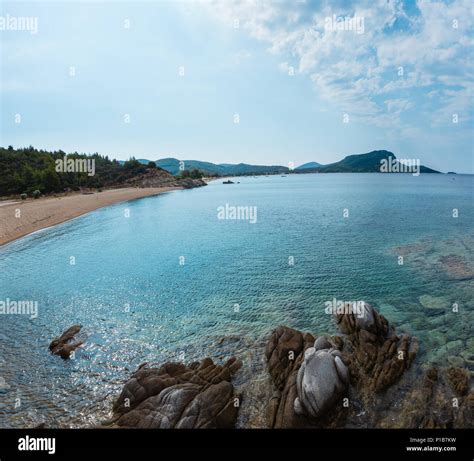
[294,342,349,418]
[112,357,242,428]
[334,303,418,393]
[265,326,348,428]
[49,325,84,359]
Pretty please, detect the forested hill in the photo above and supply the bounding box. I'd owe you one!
[0,146,189,197]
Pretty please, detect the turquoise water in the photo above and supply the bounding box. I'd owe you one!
[0,173,473,427]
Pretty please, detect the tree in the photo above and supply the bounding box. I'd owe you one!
[190,168,203,179]
[41,165,61,192]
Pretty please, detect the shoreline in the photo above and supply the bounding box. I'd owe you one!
[0,187,181,247]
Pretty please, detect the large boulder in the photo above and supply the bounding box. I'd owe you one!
[265,326,348,428]
[294,342,349,419]
[112,357,242,428]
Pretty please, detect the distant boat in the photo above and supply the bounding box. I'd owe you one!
[223,180,234,184]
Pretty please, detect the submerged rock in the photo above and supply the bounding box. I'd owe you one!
[49,325,84,359]
[418,294,450,310]
[461,351,474,373]
[447,356,465,368]
[437,254,474,281]
[112,357,242,428]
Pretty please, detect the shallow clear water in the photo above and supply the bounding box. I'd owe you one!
[0,173,473,427]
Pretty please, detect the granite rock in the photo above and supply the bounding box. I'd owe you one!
[334,303,417,393]
[294,344,349,419]
[112,357,242,428]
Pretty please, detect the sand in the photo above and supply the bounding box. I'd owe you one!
[0,187,180,246]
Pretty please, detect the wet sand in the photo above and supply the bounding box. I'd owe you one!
[0,187,180,246]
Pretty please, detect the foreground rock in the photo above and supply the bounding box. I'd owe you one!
[295,341,349,418]
[49,325,84,359]
[334,303,418,395]
[265,326,348,428]
[111,357,242,428]
[264,303,420,428]
[106,303,472,429]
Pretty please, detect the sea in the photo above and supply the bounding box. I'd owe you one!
[0,173,472,427]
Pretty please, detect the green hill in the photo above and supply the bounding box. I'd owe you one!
[296,150,440,174]
[156,158,289,176]
[296,161,323,170]
[0,146,174,196]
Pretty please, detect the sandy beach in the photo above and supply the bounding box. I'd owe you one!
[0,187,180,246]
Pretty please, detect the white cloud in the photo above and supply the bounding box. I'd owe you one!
[385,98,414,114]
[207,0,473,129]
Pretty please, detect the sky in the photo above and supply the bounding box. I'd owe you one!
[1,0,473,172]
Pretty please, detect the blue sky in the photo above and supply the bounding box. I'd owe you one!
[1,0,473,172]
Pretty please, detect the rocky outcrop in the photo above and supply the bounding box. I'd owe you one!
[264,304,421,428]
[265,326,348,428]
[49,325,84,359]
[334,303,418,394]
[121,167,207,190]
[104,303,472,430]
[112,357,242,428]
[178,177,207,189]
